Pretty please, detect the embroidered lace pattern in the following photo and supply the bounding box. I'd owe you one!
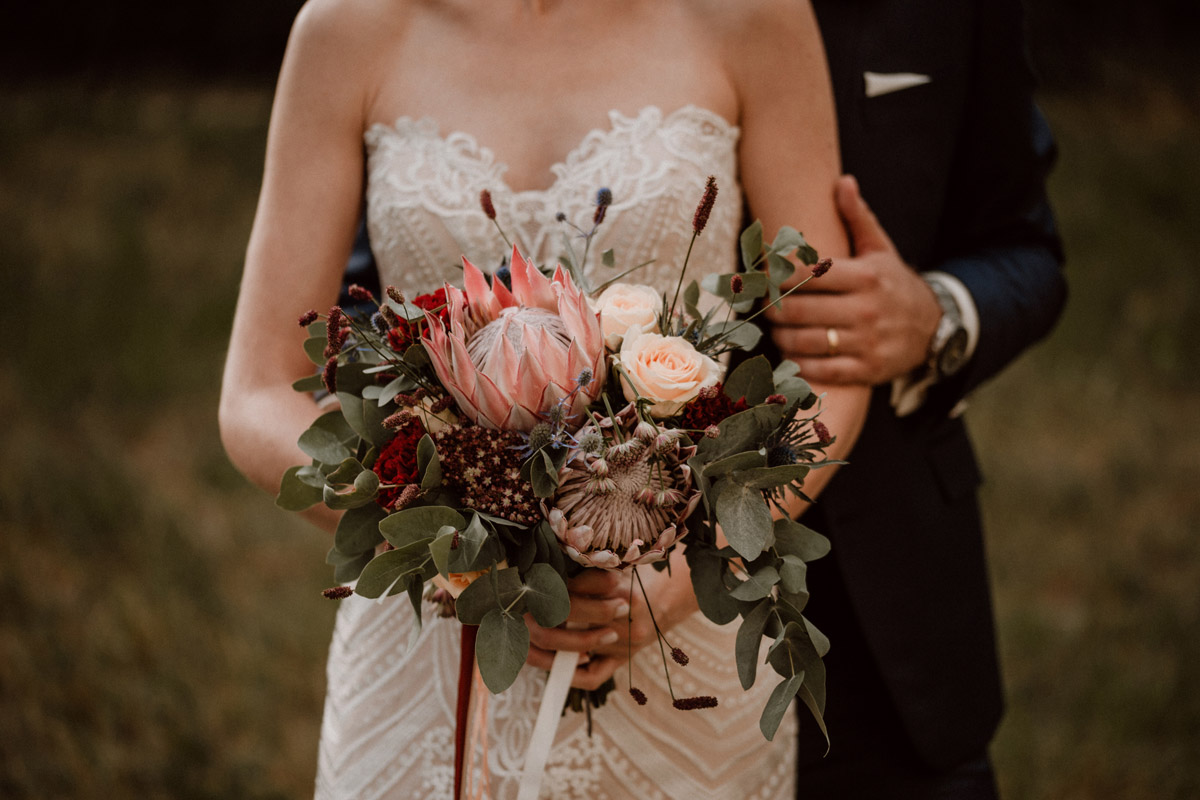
[315,105,798,799]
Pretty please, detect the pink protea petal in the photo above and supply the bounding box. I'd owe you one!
[462,256,501,322]
[510,245,558,312]
[492,270,517,309]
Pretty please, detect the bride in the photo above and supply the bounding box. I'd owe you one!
[219,0,870,797]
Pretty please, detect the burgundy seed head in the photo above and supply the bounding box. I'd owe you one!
[322,356,338,394]
[672,695,718,710]
[704,425,721,439]
[811,258,833,278]
[730,274,743,294]
[322,586,354,600]
[348,284,373,302]
[386,285,406,305]
[813,419,832,445]
[629,687,648,706]
[298,309,318,327]
[671,647,689,667]
[480,189,496,220]
[766,393,787,406]
[693,176,718,234]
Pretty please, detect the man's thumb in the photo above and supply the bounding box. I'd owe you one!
[836,174,894,254]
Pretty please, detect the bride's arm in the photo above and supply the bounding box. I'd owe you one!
[218,1,383,532]
[731,0,871,507]
[528,0,870,685]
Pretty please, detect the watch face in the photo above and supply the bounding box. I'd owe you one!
[938,328,969,377]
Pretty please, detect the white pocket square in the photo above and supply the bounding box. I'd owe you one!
[864,71,932,99]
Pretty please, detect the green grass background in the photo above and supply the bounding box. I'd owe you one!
[1,70,1197,798]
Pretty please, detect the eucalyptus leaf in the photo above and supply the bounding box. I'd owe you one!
[417,434,442,490]
[766,251,796,291]
[322,469,380,510]
[334,502,387,556]
[797,682,830,750]
[455,567,524,625]
[326,546,373,584]
[735,464,811,491]
[325,457,365,486]
[522,564,570,628]
[723,356,775,406]
[761,674,804,740]
[373,375,410,407]
[715,478,774,560]
[529,449,559,499]
[778,554,808,595]
[276,465,323,511]
[296,464,327,489]
[772,518,831,562]
[739,219,764,272]
[729,565,780,601]
[704,320,762,352]
[683,280,702,319]
[355,547,429,598]
[476,609,530,693]
[601,248,615,268]
[695,404,785,463]
[735,599,772,690]
[292,374,325,393]
[303,336,328,366]
[702,450,767,479]
[379,506,466,548]
[686,546,742,624]
[298,426,354,466]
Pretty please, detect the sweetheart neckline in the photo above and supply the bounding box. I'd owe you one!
[364,104,739,197]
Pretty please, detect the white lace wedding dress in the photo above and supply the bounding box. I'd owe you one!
[314,105,797,800]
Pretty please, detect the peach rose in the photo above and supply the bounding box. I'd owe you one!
[592,283,662,350]
[618,331,722,418]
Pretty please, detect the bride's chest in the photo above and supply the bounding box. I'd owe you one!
[362,105,742,294]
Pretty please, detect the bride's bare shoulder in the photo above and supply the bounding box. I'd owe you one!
[686,0,818,48]
[287,0,412,58]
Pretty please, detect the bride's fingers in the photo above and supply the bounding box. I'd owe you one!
[525,614,620,652]
[569,655,622,692]
[525,644,591,671]
[567,568,625,597]
[566,595,630,627]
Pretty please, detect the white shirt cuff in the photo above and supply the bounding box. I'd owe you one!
[889,271,980,417]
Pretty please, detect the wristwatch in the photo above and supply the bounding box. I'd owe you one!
[925,277,970,379]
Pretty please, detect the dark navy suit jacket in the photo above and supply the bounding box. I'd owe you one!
[799,0,1066,770]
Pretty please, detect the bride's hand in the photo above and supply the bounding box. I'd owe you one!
[524,557,699,690]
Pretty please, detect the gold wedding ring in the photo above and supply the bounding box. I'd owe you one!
[825,327,840,357]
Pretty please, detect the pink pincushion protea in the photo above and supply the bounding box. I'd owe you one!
[546,408,701,570]
[420,245,605,432]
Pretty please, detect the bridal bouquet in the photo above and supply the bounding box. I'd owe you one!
[279,179,837,750]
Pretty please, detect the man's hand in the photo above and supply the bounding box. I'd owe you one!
[766,175,942,385]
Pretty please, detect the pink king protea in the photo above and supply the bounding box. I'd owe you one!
[420,245,606,431]
[546,407,701,570]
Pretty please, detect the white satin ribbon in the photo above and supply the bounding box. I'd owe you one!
[516,649,580,800]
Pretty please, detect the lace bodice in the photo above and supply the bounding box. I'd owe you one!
[316,106,799,800]
[364,105,742,292]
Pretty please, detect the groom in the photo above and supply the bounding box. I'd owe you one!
[769,0,1067,797]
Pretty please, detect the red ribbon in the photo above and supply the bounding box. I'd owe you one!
[454,624,478,800]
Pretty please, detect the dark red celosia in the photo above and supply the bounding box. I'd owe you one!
[384,288,452,353]
[693,176,718,234]
[372,418,427,509]
[676,383,747,432]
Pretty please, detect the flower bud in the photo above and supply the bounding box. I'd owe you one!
[692,176,718,234]
[298,309,318,327]
[811,258,833,278]
[322,586,354,600]
[813,419,832,444]
[479,189,496,220]
[730,274,743,294]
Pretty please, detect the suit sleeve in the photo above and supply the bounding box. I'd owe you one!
[924,0,1067,416]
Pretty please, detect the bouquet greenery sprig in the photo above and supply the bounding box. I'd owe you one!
[279,178,838,741]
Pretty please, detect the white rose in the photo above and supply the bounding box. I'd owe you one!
[618,331,723,418]
[592,283,662,350]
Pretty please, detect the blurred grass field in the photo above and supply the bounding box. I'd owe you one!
[1,74,1197,798]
